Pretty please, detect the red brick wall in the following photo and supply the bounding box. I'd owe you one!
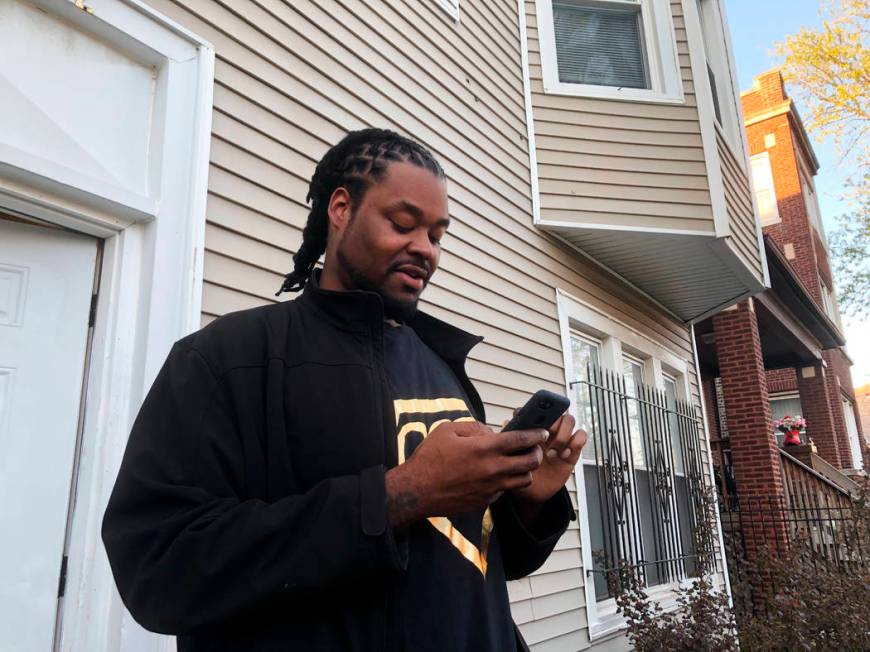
[712,301,784,498]
[740,71,787,116]
[742,71,825,306]
[766,368,797,394]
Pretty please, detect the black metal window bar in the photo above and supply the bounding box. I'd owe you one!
[571,363,712,598]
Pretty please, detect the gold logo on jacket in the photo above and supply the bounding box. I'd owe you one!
[394,397,493,576]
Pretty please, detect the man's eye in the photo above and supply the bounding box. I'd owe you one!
[391,221,413,234]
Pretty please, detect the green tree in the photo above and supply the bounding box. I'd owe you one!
[776,1,869,316]
[775,0,869,175]
[828,181,869,319]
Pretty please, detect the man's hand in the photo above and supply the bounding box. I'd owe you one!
[384,421,549,529]
[507,414,586,524]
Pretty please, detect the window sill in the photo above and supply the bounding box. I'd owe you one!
[587,581,691,642]
[541,80,685,105]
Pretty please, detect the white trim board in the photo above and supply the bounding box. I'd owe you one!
[681,0,729,240]
[0,1,215,650]
[517,0,541,225]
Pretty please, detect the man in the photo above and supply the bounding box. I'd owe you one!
[103,128,586,651]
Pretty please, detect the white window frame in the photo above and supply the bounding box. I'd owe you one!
[0,2,213,651]
[842,396,864,470]
[433,0,460,21]
[535,0,684,103]
[749,152,781,226]
[556,289,716,639]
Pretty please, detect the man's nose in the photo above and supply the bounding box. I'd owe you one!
[406,229,435,262]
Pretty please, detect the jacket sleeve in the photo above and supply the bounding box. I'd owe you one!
[101,342,407,635]
[492,486,575,580]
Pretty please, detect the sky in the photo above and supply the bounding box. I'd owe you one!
[724,0,868,388]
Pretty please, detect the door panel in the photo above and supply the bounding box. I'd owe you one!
[0,218,97,652]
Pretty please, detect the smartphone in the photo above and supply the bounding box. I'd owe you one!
[502,390,571,454]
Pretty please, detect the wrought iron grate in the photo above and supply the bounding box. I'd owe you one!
[571,363,712,595]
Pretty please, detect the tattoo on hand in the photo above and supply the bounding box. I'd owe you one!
[387,490,420,529]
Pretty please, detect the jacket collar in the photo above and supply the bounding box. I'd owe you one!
[297,270,483,364]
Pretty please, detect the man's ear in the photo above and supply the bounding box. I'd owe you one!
[327,187,353,235]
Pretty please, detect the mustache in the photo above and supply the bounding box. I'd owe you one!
[388,259,432,278]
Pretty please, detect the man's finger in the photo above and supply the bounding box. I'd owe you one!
[495,428,549,454]
[546,413,576,451]
[451,421,493,437]
[558,429,588,462]
[498,445,543,475]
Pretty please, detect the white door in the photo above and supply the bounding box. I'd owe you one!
[0,218,97,651]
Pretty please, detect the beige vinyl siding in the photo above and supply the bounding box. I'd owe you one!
[716,128,764,281]
[147,0,718,647]
[526,0,716,233]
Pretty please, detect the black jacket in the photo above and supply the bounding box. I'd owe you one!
[102,276,574,651]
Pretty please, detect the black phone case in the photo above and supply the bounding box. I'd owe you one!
[502,389,570,433]
[502,390,570,456]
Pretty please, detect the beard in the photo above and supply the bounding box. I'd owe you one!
[336,248,420,323]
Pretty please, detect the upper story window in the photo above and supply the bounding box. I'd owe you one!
[695,0,742,154]
[536,0,683,103]
[818,277,842,329]
[800,172,828,248]
[750,152,780,226]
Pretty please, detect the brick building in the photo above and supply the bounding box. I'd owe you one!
[695,70,866,507]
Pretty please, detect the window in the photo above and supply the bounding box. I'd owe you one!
[750,152,780,225]
[695,0,742,152]
[553,2,648,88]
[801,173,828,247]
[769,392,803,446]
[536,0,682,103]
[842,397,864,470]
[819,278,840,326]
[560,293,710,636]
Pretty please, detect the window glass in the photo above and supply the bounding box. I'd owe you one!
[623,357,646,467]
[665,375,696,576]
[571,334,600,462]
[770,394,803,446]
[750,153,779,224]
[769,395,802,423]
[553,0,648,89]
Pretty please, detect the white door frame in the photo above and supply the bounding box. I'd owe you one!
[0,1,213,650]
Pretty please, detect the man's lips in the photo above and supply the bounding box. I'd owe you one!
[392,264,429,292]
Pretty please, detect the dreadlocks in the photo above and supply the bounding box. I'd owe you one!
[275,128,445,295]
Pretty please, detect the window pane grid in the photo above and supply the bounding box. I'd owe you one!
[553,1,650,89]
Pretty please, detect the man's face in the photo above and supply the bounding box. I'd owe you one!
[331,161,449,318]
